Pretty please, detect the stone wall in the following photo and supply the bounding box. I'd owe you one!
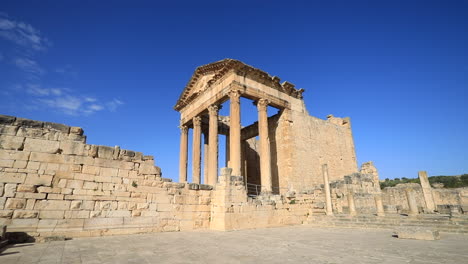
[0,115,211,239]
[272,110,358,193]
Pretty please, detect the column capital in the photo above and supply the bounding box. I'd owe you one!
[193,116,202,127]
[179,125,188,133]
[229,90,241,102]
[256,98,269,111]
[208,105,219,114]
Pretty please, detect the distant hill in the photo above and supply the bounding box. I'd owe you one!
[380,174,468,189]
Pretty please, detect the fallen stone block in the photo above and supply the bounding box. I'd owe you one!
[395,227,440,240]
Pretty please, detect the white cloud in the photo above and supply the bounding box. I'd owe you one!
[17,84,124,116]
[14,57,45,75]
[0,14,50,51]
[107,99,124,111]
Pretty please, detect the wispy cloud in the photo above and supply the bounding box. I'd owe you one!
[107,99,124,111]
[13,57,45,75]
[16,84,124,116]
[0,13,50,51]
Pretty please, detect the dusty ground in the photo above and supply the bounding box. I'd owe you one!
[1,226,467,264]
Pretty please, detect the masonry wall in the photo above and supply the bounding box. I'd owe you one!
[272,110,359,193]
[0,115,211,239]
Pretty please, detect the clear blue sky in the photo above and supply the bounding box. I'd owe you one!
[1,1,467,181]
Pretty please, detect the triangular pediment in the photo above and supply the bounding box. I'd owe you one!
[174,59,304,111]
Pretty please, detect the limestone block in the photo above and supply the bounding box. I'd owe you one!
[396,227,440,240]
[95,176,113,183]
[0,149,30,161]
[104,210,131,218]
[137,203,149,209]
[0,210,13,218]
[0,197,6,209]
[73,173,94,181]
[47,194,64,200]
[0,183,3,196]
[54,219,85,232]
[0,125,19,135]
[83,217,124,229]
[82,165,100,175]
[0,135,25,150]
[39,210,65,219]
[97,201,118,210]
[13,160,28,169]
[70,126,83,135]
[24,174,53,186]
[23,138,60,153]
[37,186,61,193]
[5,198,26,209]
[37,219,58,232]
[16,184,37,193]
[1,172,26,184]
[60,140,85,156]
[100,167,119,177]
[26,161,40,170]
[70,201,82,210]
[4,183,17,197]
[138,163,160,175]
[15,192,46,199]
[34,200,71,210]
[13,210,38,218]
[61,188,73,195]
[25,199,35,210]
[98,146,114,160]
[0,159,14,167]
[83,181,99,190]
[64,211,90,219]
[67,179,84,189]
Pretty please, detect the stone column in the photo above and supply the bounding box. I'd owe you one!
[191,116,202,184]
[257,99,272,193]
[418,171,435,212]
[208,105,219,185]
[203,133,209,184]
[375,194,385,216]
[406,189,419,215]
[229,90,241,176]
[322,164,333,216]
[178,125,188,183]
[348,192,356,216]
[225,134,230,167]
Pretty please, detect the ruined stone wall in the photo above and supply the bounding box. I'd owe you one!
[381,183,467,214]
[272,110,358,193]
[0,115,211,239]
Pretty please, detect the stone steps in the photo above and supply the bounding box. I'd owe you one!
[307,214,468,234]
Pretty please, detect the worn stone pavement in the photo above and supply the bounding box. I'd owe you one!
[1,226,467,264]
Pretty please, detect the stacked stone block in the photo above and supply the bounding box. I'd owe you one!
[0,115,211,238]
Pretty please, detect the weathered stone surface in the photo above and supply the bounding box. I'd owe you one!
[43,122,70,133]
[0,135,24,150]
[23,138,60,153]
[396,227,440,240]
[5,198,26,209]
[13,210,39,219]
[14,118,43,128]
[4,183,17,197]
[70,126,83,135]
[0,115,16,125]
[16,185,37,193]
[98,146,114,159]
[60,140,85,155]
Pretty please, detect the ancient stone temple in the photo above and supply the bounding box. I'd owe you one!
[0,59,466,240]
[175,59,358,195]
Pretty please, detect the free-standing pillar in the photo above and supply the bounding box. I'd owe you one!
[192,116,202,184]
[406,188,419,215]
[208,105,219,185]
[229,90,241,176]
[257,99,272,193]
[322,164,333,216]
[375,194,385,216]
[178,125,188,183]
[418,171,435,212]
[203,133,209,184]
[348,192,356,216]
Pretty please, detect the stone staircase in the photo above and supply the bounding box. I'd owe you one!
[306,213,468,234]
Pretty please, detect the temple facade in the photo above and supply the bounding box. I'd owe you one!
[175,59,358,194]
